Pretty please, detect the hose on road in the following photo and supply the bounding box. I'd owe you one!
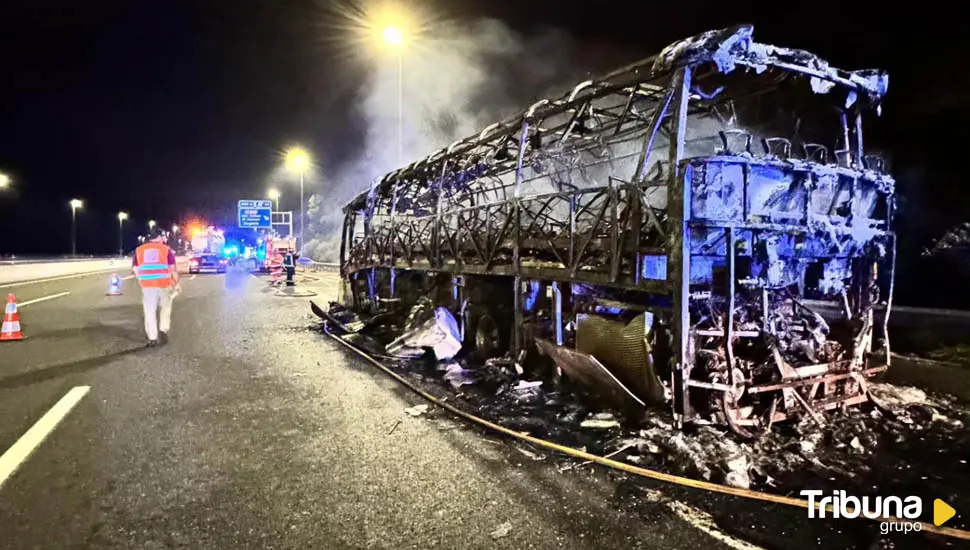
[322,322,970,542]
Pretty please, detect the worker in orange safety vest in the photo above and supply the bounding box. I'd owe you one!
[132,227,180,346]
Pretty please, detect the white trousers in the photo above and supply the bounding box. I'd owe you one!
[141,286,174,340]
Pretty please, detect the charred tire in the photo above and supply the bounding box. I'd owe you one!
[466,310,508,361]
[721,388,778,440]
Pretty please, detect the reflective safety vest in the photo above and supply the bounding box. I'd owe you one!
[135,242,174,288]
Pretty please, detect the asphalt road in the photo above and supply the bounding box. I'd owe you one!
[0,267,950,549]
[0,268,734,549]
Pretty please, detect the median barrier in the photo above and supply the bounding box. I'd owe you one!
[0,258,129,286]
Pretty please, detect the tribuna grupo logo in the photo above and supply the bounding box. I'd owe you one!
[801,490,957,535]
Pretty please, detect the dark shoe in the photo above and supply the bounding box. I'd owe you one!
[159,332,169,345]
[147,339,159,347]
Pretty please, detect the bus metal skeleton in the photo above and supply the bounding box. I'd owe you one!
[335,26,896,437]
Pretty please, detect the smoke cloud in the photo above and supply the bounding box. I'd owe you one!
[302,18,618,261]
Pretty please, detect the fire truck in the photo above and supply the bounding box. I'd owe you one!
[190,227,226,255]
[260,235,296,271]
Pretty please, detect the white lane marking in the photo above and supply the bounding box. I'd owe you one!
[18,292,70,307]
[639,489,764,550]
[0,386,91,491]
[0,267,122,289]
[189,275,197,280]
[122,275,135,281]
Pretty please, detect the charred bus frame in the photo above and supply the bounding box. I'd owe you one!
[337,26,895,436]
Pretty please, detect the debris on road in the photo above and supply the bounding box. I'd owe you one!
[317,306,970,531]
[441,362,476,388]
[404,404,429,417]
[514,444,546,461]
[580,412,621,430]
[489,521,512,539]
[387,305,462,361]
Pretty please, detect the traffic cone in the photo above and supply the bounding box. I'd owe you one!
[1,293,23,341]
[106,274,123,296]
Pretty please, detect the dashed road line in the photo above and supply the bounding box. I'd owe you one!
[0,386,91,491]
[18,292,70,307]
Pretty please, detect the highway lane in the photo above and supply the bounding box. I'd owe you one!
[0,267,907,549]
[0,267,743,550]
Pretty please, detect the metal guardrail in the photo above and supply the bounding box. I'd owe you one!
[0,256,122,266]
[302,260,340,273]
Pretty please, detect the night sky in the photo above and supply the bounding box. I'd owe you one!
[0,2,966,302]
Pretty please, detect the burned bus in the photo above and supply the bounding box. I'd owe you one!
[335,26,895,437]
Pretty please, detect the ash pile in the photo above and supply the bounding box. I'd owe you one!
[314,300,970,524]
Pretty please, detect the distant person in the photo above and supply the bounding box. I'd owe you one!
[283,249,297,286]
[132,227,179,346]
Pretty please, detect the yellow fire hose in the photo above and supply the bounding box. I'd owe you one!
[322,323,970,541]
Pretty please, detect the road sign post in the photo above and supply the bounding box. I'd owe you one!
[238,200,272,229]
[271,211,294,238]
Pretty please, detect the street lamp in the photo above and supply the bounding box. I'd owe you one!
[268,188,280,211]
[117,212,128,256]
[382,25,402,45]
[284,147,311,252]
[69,199,83,256]
[0,173,10,190]
[381,25,405,166]
[148,220,156,232]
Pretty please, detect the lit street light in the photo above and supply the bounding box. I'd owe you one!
[381,24,405,167]
[268,188,280,211]
[69,199,83,256]
[284,147,311,252]
[118,212,128,256]
[148,220,156,232]
[0,173,10,190]
[382,25,402,45]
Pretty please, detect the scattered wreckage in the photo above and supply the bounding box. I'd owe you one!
[326,25,896,438]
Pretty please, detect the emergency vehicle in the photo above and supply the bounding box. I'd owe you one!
[190,227,226,255]
[261,235,296,272]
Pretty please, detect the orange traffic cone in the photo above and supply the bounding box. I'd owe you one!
[1,293,23,341]
[106,274,123,296]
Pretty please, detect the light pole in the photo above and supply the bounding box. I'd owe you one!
[284,147,310,252]
[117,212,128,255]
[382,25,404,166]
[69,199,83,256]
[268,188,280,211]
